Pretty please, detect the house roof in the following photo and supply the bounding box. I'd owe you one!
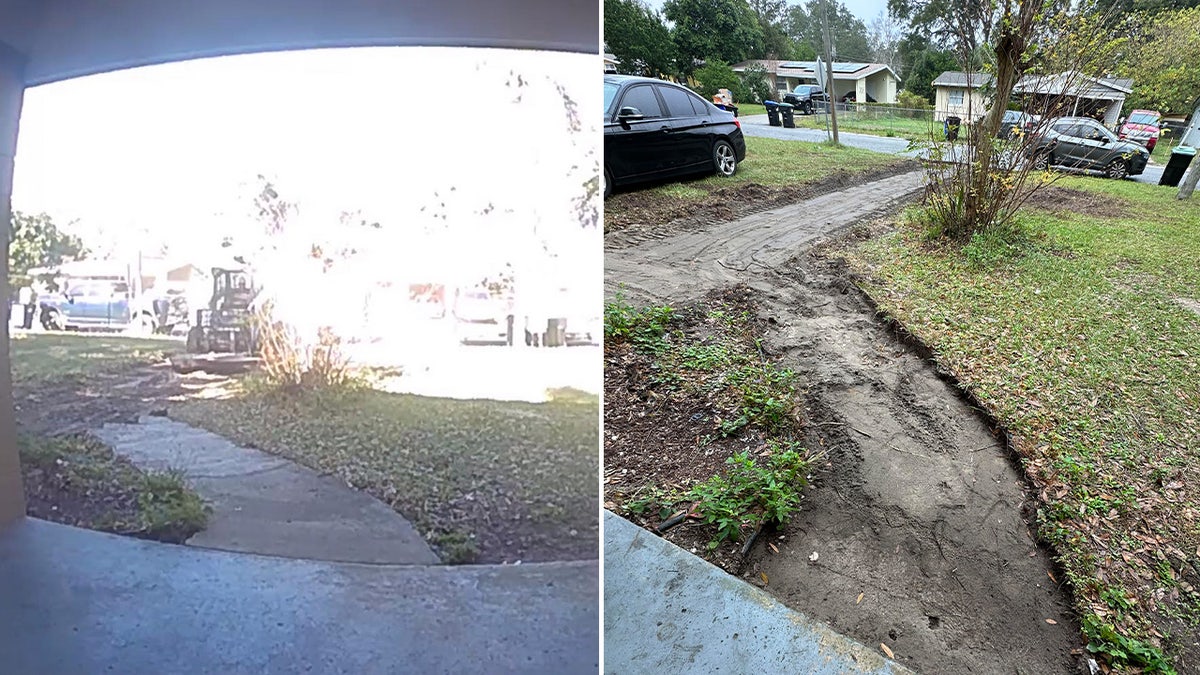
[1014,71,1132,100]
[932,71,994,89]
[732,59,900,82]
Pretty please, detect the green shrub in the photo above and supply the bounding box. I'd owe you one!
[897,89,933,110]
[690,443,813,548]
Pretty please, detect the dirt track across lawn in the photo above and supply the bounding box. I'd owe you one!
[604,171,1086,674]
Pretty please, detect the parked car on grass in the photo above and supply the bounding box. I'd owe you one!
[782,84,830,114]
[603,74,747,199]
[1117,109,1162,152]
[1029,116,1149,179]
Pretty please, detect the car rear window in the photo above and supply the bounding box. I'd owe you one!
[618,85,663,118]
[1128,112,1159,125]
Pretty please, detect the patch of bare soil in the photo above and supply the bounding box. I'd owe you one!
[604,287,797,573]
[1023,185,1129,218]
[12,362,203,437]
[605,209,1086,671]
[605,161,919,244]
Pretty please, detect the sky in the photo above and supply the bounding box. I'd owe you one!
[12,47,600,287]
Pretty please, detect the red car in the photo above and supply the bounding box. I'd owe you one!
[1117,109,1162,152]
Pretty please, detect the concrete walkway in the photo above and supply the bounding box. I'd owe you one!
[603,512,913,674]
[93,415,439,564]
[0,518,597,674]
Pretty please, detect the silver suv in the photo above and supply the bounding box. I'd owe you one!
[1029,116,1149,179]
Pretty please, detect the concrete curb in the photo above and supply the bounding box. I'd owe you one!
[603,511,915,674]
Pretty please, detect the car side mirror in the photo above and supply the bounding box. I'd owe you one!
[618,106,645,120]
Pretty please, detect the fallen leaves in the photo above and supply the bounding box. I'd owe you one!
[856,592,864,605]
[1045,619,1058,625]
[881,643,895,659]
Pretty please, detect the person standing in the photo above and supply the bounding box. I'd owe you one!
[17,285,35,330]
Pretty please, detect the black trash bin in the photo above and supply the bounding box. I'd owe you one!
[779,102,795,128]
[944,116,961,141]
[764,100,781,127]
[1159,146,1196,187]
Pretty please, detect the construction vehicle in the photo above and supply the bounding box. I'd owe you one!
[185,266,258,354]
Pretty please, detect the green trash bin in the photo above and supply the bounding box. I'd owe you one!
[1159,145,1196,187]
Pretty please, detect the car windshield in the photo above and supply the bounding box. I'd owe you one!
[604,82,620,113]
[1128,112,1159,126]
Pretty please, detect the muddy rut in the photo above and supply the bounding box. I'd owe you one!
[605,172,1083,674]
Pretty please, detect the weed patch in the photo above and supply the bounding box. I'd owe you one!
[19,434,209,543]
[604,285,809,570]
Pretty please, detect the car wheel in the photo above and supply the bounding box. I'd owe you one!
[42,310,64,331]
[803,101,813,115]
[1032,150,1052,171]
[1104,158,1128,180]
[603,166,613,199]
[127,313,156,336]
[713,140,737,177]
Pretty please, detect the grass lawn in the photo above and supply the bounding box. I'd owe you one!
[845,177,1200,671]
[171,381,599,563]
[8,332,180,385]
[791,109,937,141]
[633,134,907,201]
[736,103,767,117]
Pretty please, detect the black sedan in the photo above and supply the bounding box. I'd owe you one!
[604,74,747,198]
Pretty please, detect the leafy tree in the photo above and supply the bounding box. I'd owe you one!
[740,63,774,102]
[748,0,798,59]
[604,0,677,77]
[896,33,958,101]
[1119,7,1200,114]
[693,60,742,99]
[7,211,87,290]
[1095,0,1198,17]
[663,0,764,76]
[786,0,871,63]
[890,0,1124,238]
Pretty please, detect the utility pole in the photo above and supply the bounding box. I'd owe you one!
[822,0,839,144]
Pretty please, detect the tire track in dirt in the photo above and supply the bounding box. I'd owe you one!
[605,171,924,305]
[604,172,1083,674]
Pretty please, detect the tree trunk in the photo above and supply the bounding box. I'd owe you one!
[963,30,1023,233]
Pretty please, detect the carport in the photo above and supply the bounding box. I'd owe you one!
[0,2,596,671]
[1015,71,1133,126]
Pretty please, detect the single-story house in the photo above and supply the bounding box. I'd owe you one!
[932,70,1134,126]
[931,71,993,122]
[731,59,900,104]
[603,53,618,74]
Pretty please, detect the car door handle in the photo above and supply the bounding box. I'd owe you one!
[660,126,672,132]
